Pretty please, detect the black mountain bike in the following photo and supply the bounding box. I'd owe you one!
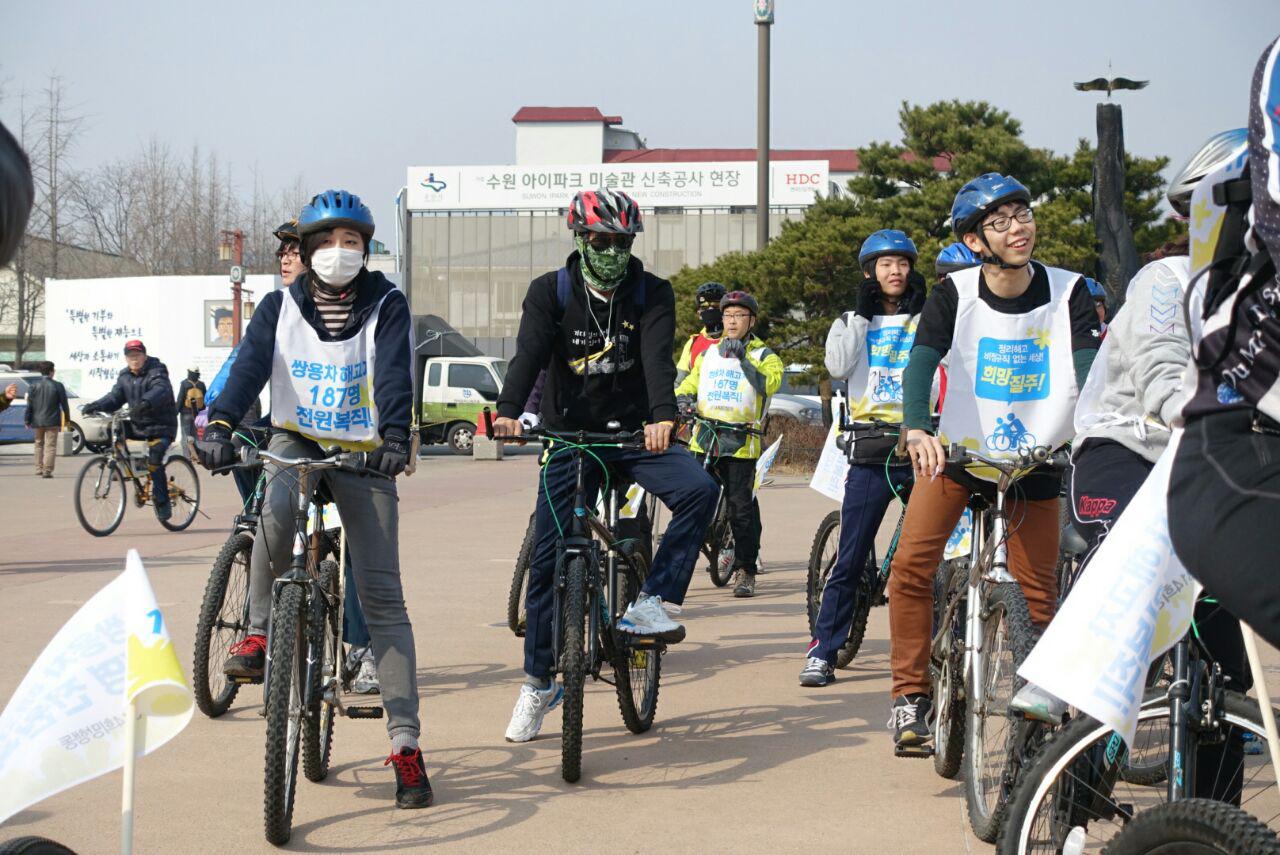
[489,415,665,784]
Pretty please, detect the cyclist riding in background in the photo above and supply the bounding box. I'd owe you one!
[886,173,1101,751]
[194,190,432,809]
[490,187,718,744]
[1169,34,1280,654]
[800,229,930,688]
[1011,129,1250,730]
[82,340,179,521]
[675,288,783,598]
[675,281,727,386]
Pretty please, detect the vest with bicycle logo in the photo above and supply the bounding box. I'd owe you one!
[939,263,1079,478]
[270,290,387,451]
[848,313,917,422]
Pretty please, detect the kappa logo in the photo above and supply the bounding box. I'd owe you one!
[420,172,447,193]
[1077,495,1118,518]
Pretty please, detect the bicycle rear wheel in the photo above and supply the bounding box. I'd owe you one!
[559,555,589,783]
[997,693,1280,854]
[74,456,126,537]
[931,558,968,779]
[158,456,200,531]
[1100,799,1280,855]
[302,560,339,782]
[707,499,736,587]
[965,581,1036,842]
[263,584,306,845]
[508,513,535,637]
[192,531,253,717]
[612,548,662,734]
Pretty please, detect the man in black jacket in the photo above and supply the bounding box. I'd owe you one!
[492,188,718,744]
[175,366,206,450]
[25,361,69,477]
[83,340,178,519]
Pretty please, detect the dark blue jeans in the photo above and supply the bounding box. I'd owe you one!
[808,462,910,666]
[523,444,718,679]
[343,559,371,648]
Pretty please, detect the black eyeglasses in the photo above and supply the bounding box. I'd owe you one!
[276,247,300,260]
[584,233,635,251]
[981,207,1034,234]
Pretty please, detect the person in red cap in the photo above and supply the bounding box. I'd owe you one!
[82,339,179,520]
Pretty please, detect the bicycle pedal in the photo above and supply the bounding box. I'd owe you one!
[894,742,934,759]
[230,675,263,685]
[345,705,384,719]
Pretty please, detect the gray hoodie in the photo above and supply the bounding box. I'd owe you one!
[1072,257,1190,463]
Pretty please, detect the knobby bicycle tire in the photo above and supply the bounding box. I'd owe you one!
[302,560,339,783]
[508,513,535,637]
[965,580,1036,843]
[263,583,305,845]
[806,511,840,637]
[559,555,588,783]
[707,499,736,587]
[73,456,126,537]
[158,455,200,531]
[612,548,662,734]
[192,532,253,718]
[1100,798,1280,855]
[0,836,77,855]
[804,510,865,669]
[998,692,1278,855]
[932,558,968,779]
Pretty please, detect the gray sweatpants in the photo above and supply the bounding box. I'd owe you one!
[247,430,420,741]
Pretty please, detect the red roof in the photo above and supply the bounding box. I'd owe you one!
[512,107,622,125]
[603,148,951,172]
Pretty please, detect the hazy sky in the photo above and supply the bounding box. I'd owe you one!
[2,1,1273,252]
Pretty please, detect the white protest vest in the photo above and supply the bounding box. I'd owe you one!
[696,342,766,425]
[938,264,1079,477]
[270,290,387,451]
[848,314,917,421]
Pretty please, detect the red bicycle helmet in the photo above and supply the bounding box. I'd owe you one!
[720,290,759,316]
[567,187,644,235]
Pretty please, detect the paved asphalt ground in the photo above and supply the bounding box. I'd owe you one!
[0,444,992,853]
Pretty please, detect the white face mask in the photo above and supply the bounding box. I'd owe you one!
[310,247,364,287]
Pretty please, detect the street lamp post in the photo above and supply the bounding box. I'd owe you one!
[218,229,246,345]
[755,0,773,250]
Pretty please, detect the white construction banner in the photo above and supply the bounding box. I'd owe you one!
[754,435,784,498]
[1019,430,1199,748]
[0,551,193,823]
[809,420,849,502]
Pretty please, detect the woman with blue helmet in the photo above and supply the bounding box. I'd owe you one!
[883,174,1101,756]
[195,190,433,809]
[801,229,934,686]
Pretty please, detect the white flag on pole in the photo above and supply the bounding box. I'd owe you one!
[753,435,784,498]
[0,550,194,824]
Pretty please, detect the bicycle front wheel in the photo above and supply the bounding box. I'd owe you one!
[964,581,1036,842]
[192,531,253,717]
[997,693,1280,855]
[159,456,200,531]
[612,548,662,734]
[74,456,126,537]
[302,560,339,782]
[1100,799,1280,855]
[559,555,588,783]
[507,513,535,637]
[263,584,306,846]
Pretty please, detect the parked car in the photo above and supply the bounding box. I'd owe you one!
[0,371,104,453]
[768,365,823,425]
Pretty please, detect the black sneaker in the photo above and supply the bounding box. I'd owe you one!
[732,568,756,598]
[385,747,434,809]
[799,657,835,687]
[223,634,267,678]
[888,694,933,746]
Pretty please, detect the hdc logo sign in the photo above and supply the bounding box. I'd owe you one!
[784,172,823,186]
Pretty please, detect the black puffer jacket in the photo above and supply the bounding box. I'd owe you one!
[84,356,178,439]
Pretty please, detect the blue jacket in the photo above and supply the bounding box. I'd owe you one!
[84,356,178,439]
[208,269,414,438]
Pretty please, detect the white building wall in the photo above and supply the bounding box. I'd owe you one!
[515,122,605,165]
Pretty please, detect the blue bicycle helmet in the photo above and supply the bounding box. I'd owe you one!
[858,229,918,272]
[951,173,1032,237]
[935,242,981,277]
[298,190,375,238]
[1084,277,1106,299]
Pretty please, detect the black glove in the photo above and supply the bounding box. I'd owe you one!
[368,429,410,478]
[195,420,235,473]
[676,395,697,417]
[855,283,881,321]
[719,337,747,360]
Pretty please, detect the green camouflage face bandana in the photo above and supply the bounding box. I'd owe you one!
[577,235,631,291]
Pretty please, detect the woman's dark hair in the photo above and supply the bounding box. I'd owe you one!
[1142,232,1190,263]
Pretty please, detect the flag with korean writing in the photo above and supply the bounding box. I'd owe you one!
[1018,430,1198,748]
[0,550,193,823]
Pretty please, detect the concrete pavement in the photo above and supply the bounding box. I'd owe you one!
[0,449,985,853]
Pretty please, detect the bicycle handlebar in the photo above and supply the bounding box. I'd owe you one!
[946,442,1071,474]
[682,414,763,437]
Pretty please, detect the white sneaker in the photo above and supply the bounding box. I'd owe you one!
[353,650,380,695]
[617,594,686,643]
[504,682,563,743]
